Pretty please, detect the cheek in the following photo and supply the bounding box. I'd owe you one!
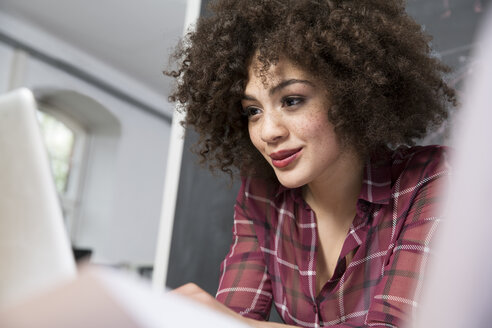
[248,125,263,152]
[299,115,339,151]
[297,113,331,139]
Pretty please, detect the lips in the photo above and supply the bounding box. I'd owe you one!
[269,148,302,168]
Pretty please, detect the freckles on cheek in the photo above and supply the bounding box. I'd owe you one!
[298,117,325,138]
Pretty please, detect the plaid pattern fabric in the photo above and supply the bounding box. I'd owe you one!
[216,145,449,327]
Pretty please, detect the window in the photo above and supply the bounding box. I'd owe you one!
[36,104,87,238]
[33,89,122,266]
[36,110,74,193]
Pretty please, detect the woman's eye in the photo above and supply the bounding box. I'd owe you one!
[243,106,261,118]
[282,97,304,107]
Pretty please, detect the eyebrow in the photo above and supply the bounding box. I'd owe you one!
[242,79,315,100]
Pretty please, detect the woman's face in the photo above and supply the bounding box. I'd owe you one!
[242,58,352,189]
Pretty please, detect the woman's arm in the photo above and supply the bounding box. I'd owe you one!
[214,179,275,321]
[360,152,448,327]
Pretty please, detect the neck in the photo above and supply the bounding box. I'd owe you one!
[303,150,364,220]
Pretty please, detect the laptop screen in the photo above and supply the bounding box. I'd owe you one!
[0,88,76,308]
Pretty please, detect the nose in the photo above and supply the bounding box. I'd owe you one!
[260,111,288,143]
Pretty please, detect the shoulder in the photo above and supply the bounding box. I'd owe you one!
[391,144,449,168]
[389,145,450,186]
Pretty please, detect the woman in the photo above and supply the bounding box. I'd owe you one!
[168,0,456,327]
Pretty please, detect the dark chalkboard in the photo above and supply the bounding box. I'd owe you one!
[165,1,240,297]
[166,128,240,294]
[165,0,490,322]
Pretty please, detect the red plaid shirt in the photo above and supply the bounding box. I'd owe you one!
[216,145,449,327]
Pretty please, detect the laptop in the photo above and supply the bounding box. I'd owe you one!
[0,89,248,328]
[0,88,76,308]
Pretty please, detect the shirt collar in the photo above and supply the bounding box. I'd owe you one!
[275,183,290,198]
[358,153,392,205]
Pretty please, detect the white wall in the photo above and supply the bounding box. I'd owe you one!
[0,42,14,93]
[0,12,171,116]
[0,13,172,266]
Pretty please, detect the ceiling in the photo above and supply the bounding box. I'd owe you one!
[0,0,190,97]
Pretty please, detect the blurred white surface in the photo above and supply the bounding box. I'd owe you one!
[0,88,76,308]
[415,7,492,328]
[0,266,249,328]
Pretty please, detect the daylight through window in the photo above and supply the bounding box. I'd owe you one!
[36,110,75,194]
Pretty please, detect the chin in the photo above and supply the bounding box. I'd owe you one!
[275,173,307,189]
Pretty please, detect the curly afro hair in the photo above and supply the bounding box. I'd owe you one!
[166,0,456,179]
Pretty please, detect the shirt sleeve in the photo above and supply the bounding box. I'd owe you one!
[332,147,449,328]
[215,179,273,321]
[364,182,440,326]
[362,148,449,327]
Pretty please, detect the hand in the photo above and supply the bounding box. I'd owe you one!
[172,283,248,323]
[172,283,297,328]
